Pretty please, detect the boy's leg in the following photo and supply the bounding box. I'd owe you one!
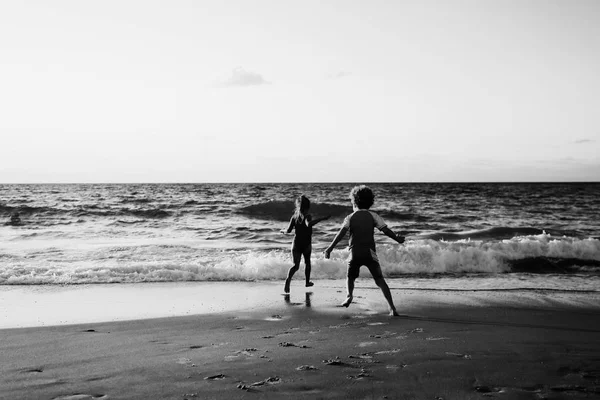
[303,246,313,287]
[368,261,399,316]
[342,276,355,307]
[285,249,302,293]
[373,277,399,316]
[343,259,359,307]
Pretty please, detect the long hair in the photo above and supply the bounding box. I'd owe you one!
[293,195,310,222]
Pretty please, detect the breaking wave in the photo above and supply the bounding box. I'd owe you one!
[2,234,598,285]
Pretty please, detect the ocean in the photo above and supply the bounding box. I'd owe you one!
[1,183,599,292]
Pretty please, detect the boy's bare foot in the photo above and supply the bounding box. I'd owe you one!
[389,309,399,317]
[284,279,291,293]
[305,282,314,287]
[341,296,353,307]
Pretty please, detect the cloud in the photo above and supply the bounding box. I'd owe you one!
[327,71,352,79]
[572,138,594,144]
[217,67,270,87]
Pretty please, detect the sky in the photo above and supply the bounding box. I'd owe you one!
[1,0,599,183]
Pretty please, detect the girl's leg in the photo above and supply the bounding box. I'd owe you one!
[285,248,302,293]
[303,245,313,287]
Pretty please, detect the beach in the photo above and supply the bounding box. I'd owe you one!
[2,182,599,398]
[2,281,600,399]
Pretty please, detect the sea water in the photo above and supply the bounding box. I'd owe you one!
[1,183,599,291]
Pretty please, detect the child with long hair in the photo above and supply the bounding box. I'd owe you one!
[281,195,330,293]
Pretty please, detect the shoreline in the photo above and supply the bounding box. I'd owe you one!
[1,285,599,399]
[1,280,600,330]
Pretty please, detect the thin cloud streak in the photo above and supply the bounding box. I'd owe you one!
[572,138,594,144]
[326,71,352,79]
[215,67,270,88]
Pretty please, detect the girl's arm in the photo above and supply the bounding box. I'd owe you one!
[324,227,348,259]
[280,217,295,234]
[308,214,331,227]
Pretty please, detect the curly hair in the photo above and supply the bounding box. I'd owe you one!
[349,185,374,209]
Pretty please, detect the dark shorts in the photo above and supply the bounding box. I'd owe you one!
[291,244,311,266]
[347,249,383,280]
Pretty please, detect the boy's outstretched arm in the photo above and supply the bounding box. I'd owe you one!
[381,226,405,244]
[308,215,331,227]
[324,227,348,259]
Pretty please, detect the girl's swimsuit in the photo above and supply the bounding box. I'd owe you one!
[291,215,312,251]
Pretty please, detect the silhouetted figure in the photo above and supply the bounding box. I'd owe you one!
[281,195,330,293]
[325,185,405,316]
[8,212,22,226]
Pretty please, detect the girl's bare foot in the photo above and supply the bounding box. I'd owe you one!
[389,309,399,317]
[341,296,353,307]
[284,279,291,293]
[305,282,314,287]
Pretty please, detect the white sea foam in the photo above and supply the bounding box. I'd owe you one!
[1,233,598,285]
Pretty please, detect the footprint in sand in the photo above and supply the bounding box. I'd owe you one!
[474,386,503,394]
[369,331,397,339]
[550,385,591,393]
[348,353,373,360]
[225,348,259,361]
[346,369,370,380]
[278,342,309,348]
[20,367,44,373]
[265,315,284,321]
[238,377,281,390]
[558,366,598,380]
[322,358,349,366]
[375,349,402,355]
[251,377,281,386]
[446,352,472,359]
[296,365,318,371]
[204,374,227,380]
[386,364,408,371]
[176,357,197,367]
[358,341,378,347]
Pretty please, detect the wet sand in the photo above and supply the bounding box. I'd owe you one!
[1,281,600,399]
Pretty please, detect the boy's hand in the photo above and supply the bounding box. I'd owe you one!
[324,248,332,259]
[396,235,405,244]
[280,229,287,234]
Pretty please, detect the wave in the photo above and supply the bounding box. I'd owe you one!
[2,234,599,285]
[419,227,546,241]
[1,203,171,220]
[0,204,57,215]
[235,200,427,222]
[236,200,352,221]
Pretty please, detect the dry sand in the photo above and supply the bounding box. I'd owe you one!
[1,281,599,399]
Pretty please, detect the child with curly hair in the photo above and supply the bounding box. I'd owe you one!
[324,185,404,316]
